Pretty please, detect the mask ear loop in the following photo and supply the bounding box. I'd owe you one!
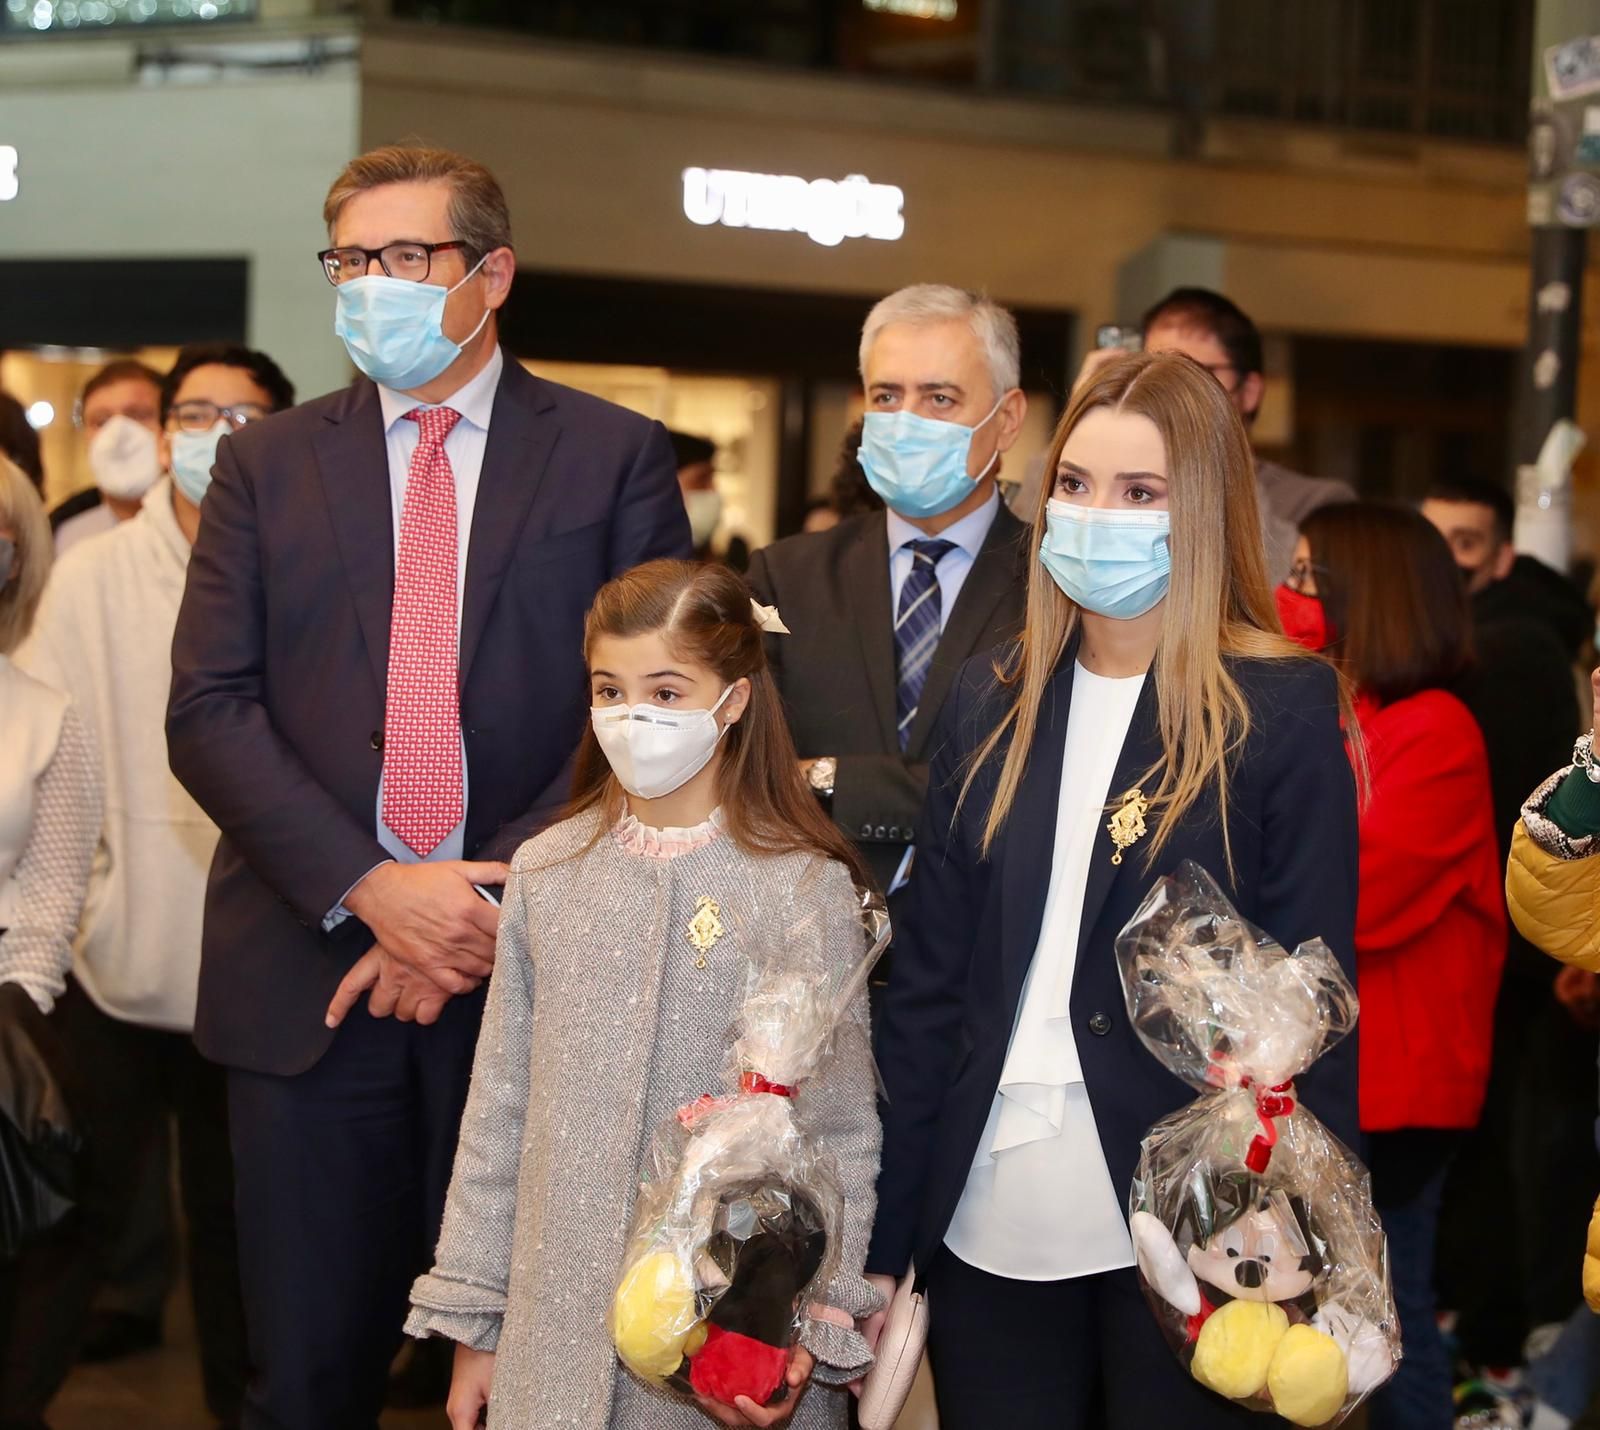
[968,390,1012,483]
[445,251,495,349]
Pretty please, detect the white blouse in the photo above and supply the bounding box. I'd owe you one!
[945,662,1144,1281]
[0,655,101,1013]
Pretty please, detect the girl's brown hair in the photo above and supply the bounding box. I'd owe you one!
[1300,502,1473,704]
[567,559,872,892]
[963,351,1362,865]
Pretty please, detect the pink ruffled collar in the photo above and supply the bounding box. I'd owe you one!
[612,808,725,861]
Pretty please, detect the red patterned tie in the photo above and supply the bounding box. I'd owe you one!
[381,405,464,857]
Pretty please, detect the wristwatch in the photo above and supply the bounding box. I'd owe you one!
[1574,732,1600,784]
[807,756,838,802]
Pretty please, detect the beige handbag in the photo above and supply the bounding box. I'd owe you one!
[856,1269,929,1430]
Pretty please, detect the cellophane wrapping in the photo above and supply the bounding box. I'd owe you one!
[1116,862,1399,1428]
[607,871,888,1409]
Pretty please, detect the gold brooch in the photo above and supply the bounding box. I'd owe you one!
[686,895,726,969]
[1107,788,1150,866]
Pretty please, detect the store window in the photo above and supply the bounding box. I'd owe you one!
[1,0,255,34]
[0,346,176,506]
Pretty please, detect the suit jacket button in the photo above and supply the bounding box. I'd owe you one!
[873,825,888,839]
[370,730,384,751]
[888,825,901,840]
[1088,1011,1112,1036]
[859,823,873,838]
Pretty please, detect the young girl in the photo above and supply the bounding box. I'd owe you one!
[865,351,1363,1428]
[405,559,884,1430]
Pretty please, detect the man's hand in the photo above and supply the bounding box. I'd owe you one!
[344,860,508,991]
[325,945,480,1028]
[1556,966,1600,1032]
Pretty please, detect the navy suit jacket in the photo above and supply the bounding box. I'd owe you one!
[866,647,1361,1279]
[168,353,691,1076]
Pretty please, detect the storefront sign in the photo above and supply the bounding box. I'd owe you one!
[0,147,16,202]
[864,0,958,16]
[682,168,905,247]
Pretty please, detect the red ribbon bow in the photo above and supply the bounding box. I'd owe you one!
[1242,1079,1296,1173]
[739,1073,795,1098]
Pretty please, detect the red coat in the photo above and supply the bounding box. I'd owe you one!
[1351,688,1506,1131]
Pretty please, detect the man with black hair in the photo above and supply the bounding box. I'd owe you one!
[5,343,297,1428]
[668,427,748,568]
[1077,288,1354,578]
[1140,287,1354,579]
[1419,476,1592,1384]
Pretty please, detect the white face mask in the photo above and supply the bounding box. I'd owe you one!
[590,685,734,799]
[684,489,723,548]
[88,415,162,501]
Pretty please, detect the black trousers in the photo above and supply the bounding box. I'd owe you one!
[226,987,485,1430]
[925,1246,1273,1430]
[0,980,247,1424]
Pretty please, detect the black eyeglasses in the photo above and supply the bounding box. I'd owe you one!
[317,239,472,286]
[168,400,269,433]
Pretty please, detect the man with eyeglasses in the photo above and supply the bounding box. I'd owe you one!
[9,343,294,1429]
[1076,287,1354,579]
[51,358,166,556]
[165,145,689,1429]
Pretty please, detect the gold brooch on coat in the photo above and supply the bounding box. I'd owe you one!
[1107,788,1150,866]
[686,895,726,969]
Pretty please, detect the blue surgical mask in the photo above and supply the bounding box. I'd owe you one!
[169,422,228,505]
[334,254,491,390]
[1039,499,1171,619]
[859,396,1005,520]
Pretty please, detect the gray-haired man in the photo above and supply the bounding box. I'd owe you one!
[748,283,1032,898]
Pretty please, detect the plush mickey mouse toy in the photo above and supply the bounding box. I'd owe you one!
[1131,1174,1391,1427]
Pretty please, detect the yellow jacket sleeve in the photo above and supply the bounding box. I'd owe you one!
[1507,820,1600,971]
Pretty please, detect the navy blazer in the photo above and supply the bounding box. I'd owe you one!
[866,647,1361,1278]
[167,354,691,1077]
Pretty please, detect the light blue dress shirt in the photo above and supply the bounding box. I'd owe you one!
[323,348,503,927]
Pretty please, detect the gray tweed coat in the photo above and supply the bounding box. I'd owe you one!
[406,812,884,1430]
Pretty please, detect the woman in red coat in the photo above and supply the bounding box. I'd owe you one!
[1279,503,1506,1430]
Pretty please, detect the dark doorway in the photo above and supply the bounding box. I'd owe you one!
[1274,335,1517,503]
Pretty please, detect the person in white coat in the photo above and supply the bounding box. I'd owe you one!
[10,344,294,1429]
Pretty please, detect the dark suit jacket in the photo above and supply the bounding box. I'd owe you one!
[866,649,1361,1279]
[167,354,691,1076]
[746,503,1030,891]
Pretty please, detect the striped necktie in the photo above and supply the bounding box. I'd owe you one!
[894,538,956,752]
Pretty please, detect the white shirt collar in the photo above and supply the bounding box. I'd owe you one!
[885,485,1002,562]
[377,344,504,434]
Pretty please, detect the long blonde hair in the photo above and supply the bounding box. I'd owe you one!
[963,351,1361,865]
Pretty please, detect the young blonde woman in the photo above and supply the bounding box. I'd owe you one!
[864,352,1362,1428]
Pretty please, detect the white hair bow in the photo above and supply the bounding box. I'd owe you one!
[750,599,790,635]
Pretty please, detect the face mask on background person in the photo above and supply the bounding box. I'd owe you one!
[0,536,14,588]
[334,254,491,390]
[88,415,162,501]
[684,489,723,549]
[859,395,1005,520]
[169,423,228,506]
[1275,584,1331,652]
[1038,499,1171,619]
[590,685,734,800]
